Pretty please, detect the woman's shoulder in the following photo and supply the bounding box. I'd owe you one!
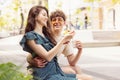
[25,31,35,36]
[24,31,43,40]
[20,31,37,45]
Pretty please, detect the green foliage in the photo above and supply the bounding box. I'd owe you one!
[0,17,7,28]
[86,7,91,11]
[44,0,48,9]
[0,62,32,80]
[112,0,120,4]
[12,0,21,11]
[84,0,101,2]
[75,9,81,14]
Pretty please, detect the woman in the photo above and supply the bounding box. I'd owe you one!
[20,5,81,80]
[27,10,82,74]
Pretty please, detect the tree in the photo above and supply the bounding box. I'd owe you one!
[112,0,120,4]
[84,0,101,2]
[19,7,24,34]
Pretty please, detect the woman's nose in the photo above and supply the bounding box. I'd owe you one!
[45,16,48,20]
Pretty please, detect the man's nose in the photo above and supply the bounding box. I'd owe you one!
[54,19,59,23]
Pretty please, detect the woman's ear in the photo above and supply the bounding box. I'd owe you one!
[35,17,37,21]
[35,16,38,21]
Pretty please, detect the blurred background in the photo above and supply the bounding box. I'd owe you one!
[0,0,120,38]
[0,1,120,80]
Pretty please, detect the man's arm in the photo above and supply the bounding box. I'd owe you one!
[27,54,48,67]
[64,40,83,66]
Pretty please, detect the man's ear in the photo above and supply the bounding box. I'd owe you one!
[64,21,66,25]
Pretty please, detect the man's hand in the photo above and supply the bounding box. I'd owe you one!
[74,40,82,49]
[32,57,48,67]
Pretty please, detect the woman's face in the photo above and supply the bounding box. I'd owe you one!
[36,9,48,26]
[51,17,65,32]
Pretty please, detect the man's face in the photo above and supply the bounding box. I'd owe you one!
[51,17,65,32]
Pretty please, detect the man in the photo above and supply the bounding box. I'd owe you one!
[49,10,82,74]
[27,10,92,80]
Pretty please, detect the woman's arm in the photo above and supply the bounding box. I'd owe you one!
[27,33,74,62]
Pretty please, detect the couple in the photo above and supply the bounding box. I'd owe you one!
[20,5,93,80]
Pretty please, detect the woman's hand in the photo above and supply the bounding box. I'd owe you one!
[62,31,75,44]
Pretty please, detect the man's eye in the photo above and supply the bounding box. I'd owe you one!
[52,19,56,22]
[58,19,62,21]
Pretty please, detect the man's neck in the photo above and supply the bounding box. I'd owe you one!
[54,30,61,38]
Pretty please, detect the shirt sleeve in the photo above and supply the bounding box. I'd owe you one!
[19,31,37,53]
[62,42,74,57]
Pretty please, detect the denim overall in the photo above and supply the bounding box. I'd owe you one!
[20,31,77,80]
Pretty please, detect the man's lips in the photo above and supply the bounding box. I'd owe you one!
[53,23,61,26]
[54,26,60,28]
[53,23,57,26]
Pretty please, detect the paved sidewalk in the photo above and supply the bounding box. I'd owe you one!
[78,46,120,80]
[58,46,120,80]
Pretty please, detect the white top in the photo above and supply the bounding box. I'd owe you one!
[55,35,74,57]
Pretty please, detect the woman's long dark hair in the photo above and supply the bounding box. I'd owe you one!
[25,5,56,45]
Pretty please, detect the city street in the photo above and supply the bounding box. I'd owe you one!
[0,30,120,80]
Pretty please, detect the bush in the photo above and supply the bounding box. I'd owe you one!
[0,62,33,80]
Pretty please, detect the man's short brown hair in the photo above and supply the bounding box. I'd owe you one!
[50,10,66,21]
